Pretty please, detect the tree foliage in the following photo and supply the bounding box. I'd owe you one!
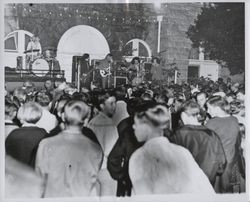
[187,3,244,75]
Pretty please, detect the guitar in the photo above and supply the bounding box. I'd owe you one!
[99,65,112,77]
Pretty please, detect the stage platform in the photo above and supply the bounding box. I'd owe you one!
[5,67,66,91]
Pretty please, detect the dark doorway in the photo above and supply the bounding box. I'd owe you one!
[187,66,199,82]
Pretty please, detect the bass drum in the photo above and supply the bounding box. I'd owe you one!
[31,58,49,76]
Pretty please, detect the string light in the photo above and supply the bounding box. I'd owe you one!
[20,6,161,24]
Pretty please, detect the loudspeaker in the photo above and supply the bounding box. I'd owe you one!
[114,76,127,88]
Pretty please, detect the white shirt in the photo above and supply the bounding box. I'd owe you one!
[36,109,57,133]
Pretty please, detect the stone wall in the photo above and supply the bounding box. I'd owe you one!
[5,3,202,82]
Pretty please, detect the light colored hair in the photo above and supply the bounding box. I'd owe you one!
[17,102,42,124]
[64,100,90,126]
[136,104,170,129]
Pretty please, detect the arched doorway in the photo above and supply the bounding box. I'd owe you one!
[4,30,33,68]
[57,25,110,81]
[123,38,152,62]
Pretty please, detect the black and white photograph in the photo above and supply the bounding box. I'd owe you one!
[1,0,248,201]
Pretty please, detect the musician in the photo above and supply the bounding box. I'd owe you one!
[128,57,145,85]
[151,57,164,82]
[96,53,113,89]
[26,36,42,70]
[44,49,60,77]
[79,53,92,89]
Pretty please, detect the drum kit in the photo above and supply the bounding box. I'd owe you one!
[23,49,60,77]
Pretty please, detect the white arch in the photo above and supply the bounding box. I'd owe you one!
[57,25,110,81]
[4,30,33,68]
[125,38,152,58]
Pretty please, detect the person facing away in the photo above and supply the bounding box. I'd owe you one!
[206,95,243,193]
[35,91,58,133]
[107,97,145,196]
[129,103,215,195]
[169,100,227,191]
[35,100,103,197]
[5,102,47,168]
[87,90,118,196]
[5,100,18,139]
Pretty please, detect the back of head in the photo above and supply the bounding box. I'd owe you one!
[206,95,230,114]
[35,91,52,107]
[135,101,170,130]
[180,100,200,117]
[17,102,42,124]
[63,100,90,126]
[5,100,18,120]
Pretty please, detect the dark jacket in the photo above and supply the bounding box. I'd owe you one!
[5,126,47,168]
[107,117,143,196]
[170,124,227,190]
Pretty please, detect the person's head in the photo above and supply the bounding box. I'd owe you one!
[114,86,127,101]
[105,53,113,63]
[141,92,153,101]
[44,79,53,91]
[82,53,90,61]
[231,82,239,93]
[179,100,201,126]
[13,87,27,105]
[17,102,42,124]
[31,35,36,42]
[133,102,170,142]
[5,100,18,121]
[62,100,90,127]
[196,92,207,108]
[23,80,34,89]
[55,98,70,122]
[131,57,140,65]
[151,57,160,64]
[97,91,116,117]
[35,91,52,108]
[206,96,230,117]
[155,93,168,105]
[126,97,143,117]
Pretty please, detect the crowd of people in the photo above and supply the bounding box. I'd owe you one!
[4,76,245,197]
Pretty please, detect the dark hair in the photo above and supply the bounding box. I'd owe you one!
[179,100,200,117]
[195,91,207,101]
[82,53,90,59]
[151,57,160,64]
[95,90,115,111]
[206,96,230,113]
[35,91,52,107]
[131,57,140,65]
[5,100,18,118]
[126,97,143,116]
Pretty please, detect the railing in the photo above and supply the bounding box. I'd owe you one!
[5,68,65,79]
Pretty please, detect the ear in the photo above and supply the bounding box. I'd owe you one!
[180,112,187,125]
[100,103,105,111]
[61,112,66,122]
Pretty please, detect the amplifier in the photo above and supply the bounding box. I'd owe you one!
[114,76,127,88]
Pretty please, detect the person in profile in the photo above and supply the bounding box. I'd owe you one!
[129,103,215,194]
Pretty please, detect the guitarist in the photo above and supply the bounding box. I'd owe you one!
[96,53,113,89]
[79,53,92,89]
